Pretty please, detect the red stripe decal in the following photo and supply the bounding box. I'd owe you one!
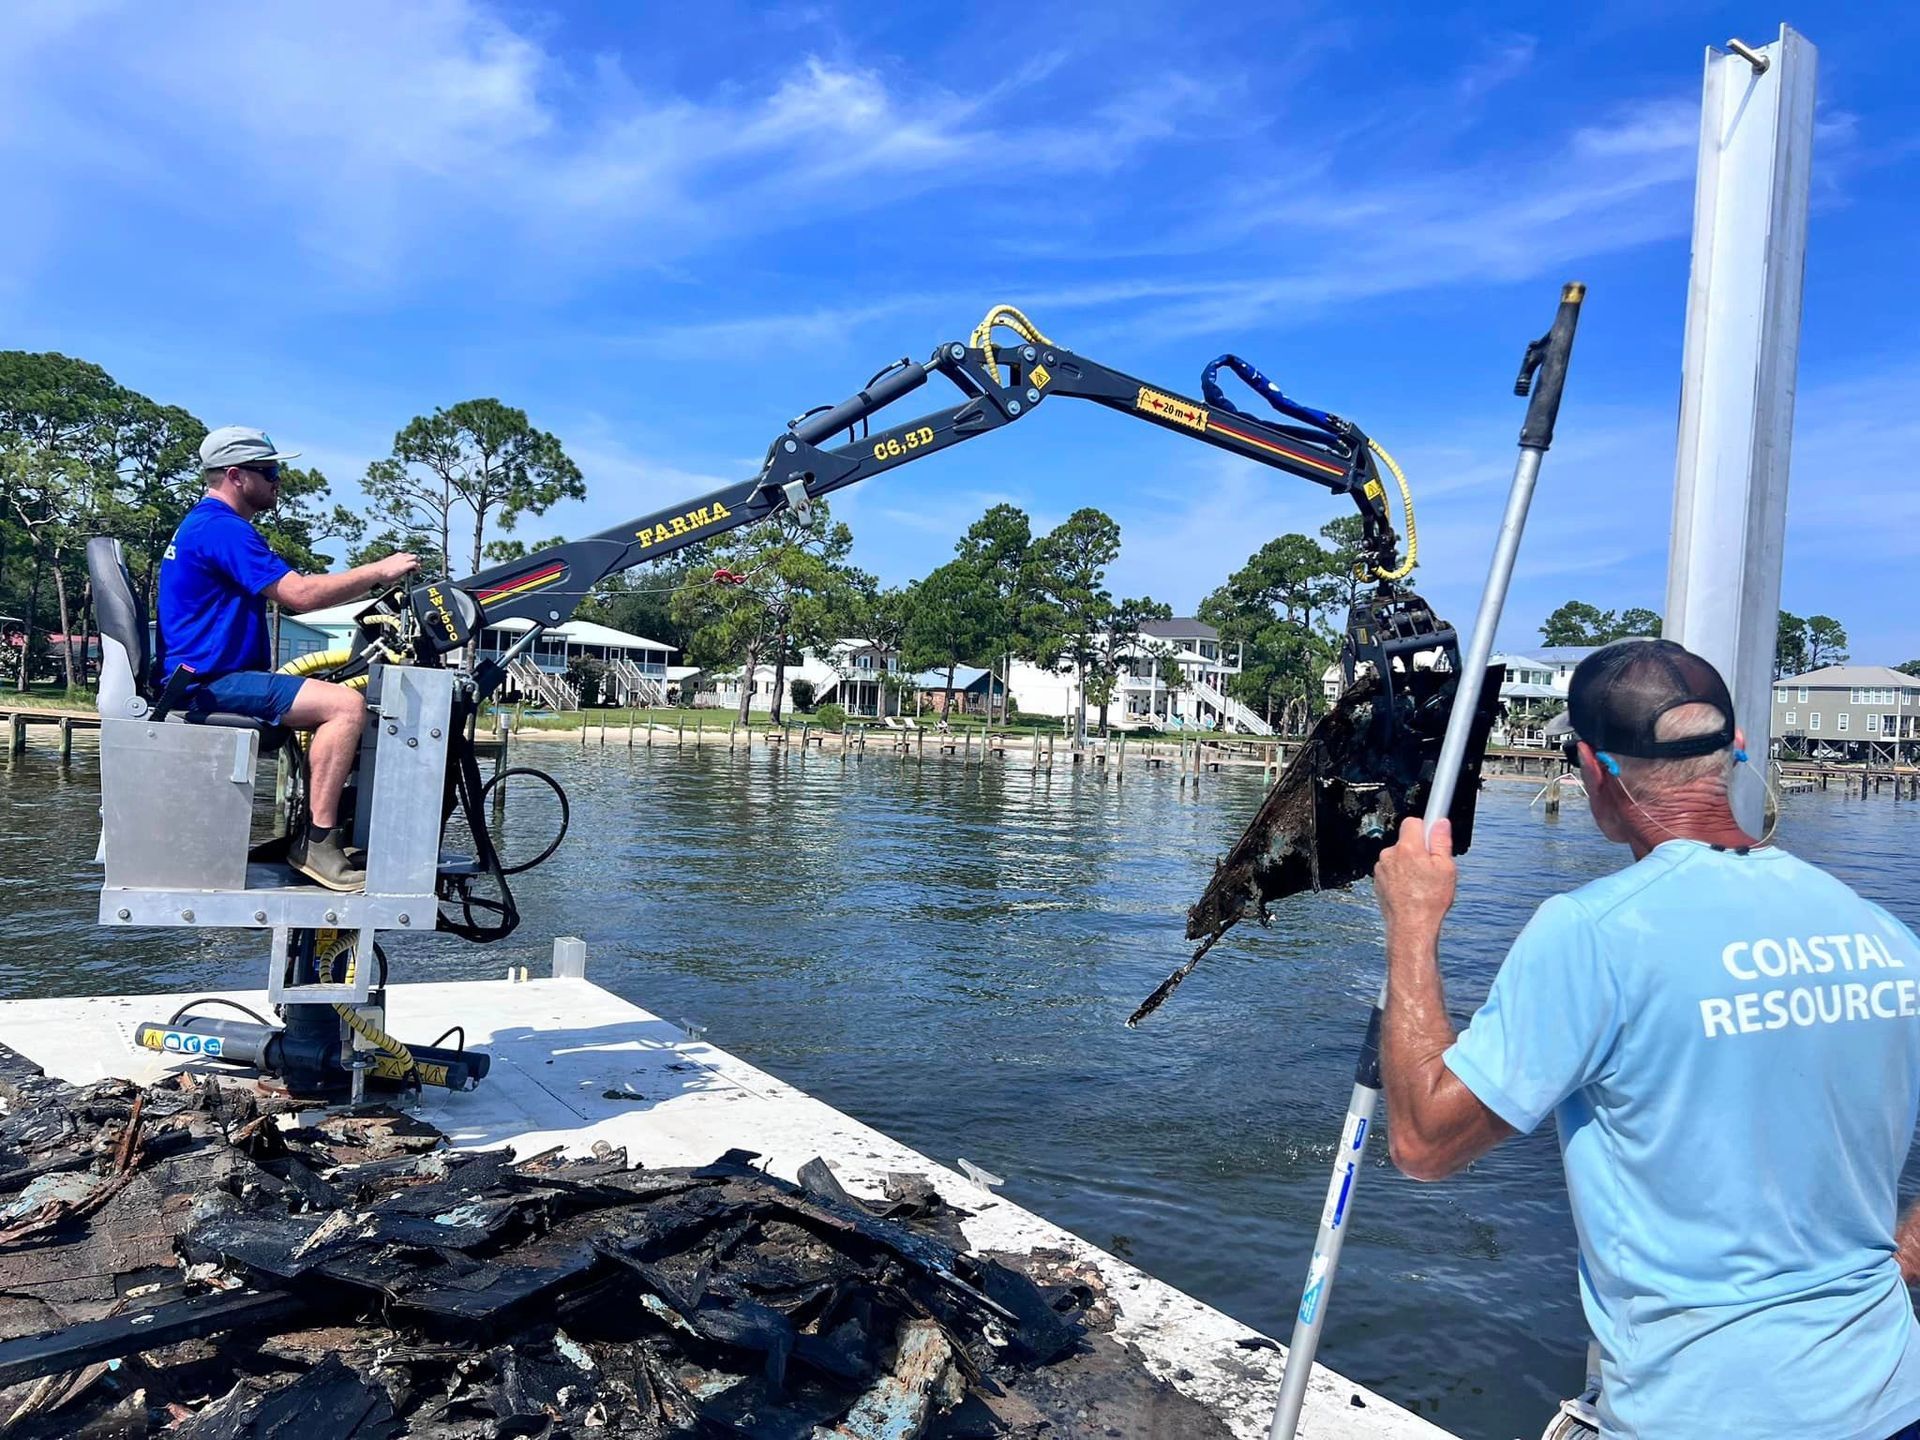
[1211,420,1346,477]
[478,562,566,600]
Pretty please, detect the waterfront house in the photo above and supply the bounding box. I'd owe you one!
[1487,652,1567,747]
[1001,617,1266,733]
[1772,665,1920,762]
[910,665,1004,717]
[706,640,908,718]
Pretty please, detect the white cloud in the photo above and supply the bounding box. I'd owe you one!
[0,2,1215,297]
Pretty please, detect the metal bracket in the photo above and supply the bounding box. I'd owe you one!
[780,476,813,525]
[266,925,375,1005]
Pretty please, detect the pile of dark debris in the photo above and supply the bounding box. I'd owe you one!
[0,1043,1234,1438]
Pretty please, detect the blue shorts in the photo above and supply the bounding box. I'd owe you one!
[182,670,307,723]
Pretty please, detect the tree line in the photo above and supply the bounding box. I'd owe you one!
[583,504,1380,733]
[0,351,581,691]
[1537,598,1875,677]
[0,347,1402,731]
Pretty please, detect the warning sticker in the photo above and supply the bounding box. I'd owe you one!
[1135,386,1208,432]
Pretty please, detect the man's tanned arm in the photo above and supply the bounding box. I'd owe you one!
[1374,816,1514,1180]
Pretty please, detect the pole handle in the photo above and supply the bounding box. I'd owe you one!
[1514,282,1586,450]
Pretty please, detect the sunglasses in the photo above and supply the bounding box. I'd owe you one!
[1560,734,1581,767]
[240,464,281,484]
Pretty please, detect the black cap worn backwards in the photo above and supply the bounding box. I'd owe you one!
[1567,639,1736,760]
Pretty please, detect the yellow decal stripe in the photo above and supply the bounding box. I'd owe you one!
[482,570,565,603]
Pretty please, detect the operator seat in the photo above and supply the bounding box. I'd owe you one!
[86,537,289,749]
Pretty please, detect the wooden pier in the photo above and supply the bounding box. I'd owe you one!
[1,706,98,763]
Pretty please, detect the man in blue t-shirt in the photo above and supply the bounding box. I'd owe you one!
[1373,639,1920,1438]
[156,427,418,892]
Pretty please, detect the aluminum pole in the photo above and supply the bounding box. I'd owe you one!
[1269,283,1585,1438]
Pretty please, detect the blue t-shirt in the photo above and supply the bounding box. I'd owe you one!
[154,497,293,683]
[1447,841,1920,1438]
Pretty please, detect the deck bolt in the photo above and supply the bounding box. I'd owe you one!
[1026,388,1040,403]
[430,728,442,739]
[783,438,798,453]
[1007,400,1022,415]
[1023,345,1036,361]
[253,910,267,923]
[325,910,338,924]
[398,913,411,926]
[180,909,194,923]
[116,907,131,921]
[949,343,965,359]
[407,736,418,748]
[386,724,398,735]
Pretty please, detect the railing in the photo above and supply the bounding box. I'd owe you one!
[507,655,579,712]
[608,655,666,707]
[1191,678,1273,736]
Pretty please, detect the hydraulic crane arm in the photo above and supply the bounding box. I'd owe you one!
[404,335,1411,684]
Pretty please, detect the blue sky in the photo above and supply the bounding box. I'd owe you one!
[4,1,1918,658]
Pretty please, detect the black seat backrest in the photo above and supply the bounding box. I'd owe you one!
[86,538,151,698]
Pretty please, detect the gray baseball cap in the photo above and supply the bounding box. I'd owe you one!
[200,426,300,471]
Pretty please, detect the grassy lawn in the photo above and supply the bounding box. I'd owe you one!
[0,684,98,712]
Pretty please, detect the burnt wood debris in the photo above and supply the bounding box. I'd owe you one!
[0,1041,1241,1438]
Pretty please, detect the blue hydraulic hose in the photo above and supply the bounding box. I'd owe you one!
[1201,355,1340,433]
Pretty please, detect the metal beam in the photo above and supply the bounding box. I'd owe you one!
[1664,24,1818,833]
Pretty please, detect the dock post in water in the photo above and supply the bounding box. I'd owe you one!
[491,713,510,820]
[273,745,292,836]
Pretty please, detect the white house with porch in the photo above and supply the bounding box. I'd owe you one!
[294,603,673,711]
[1004,618,1270,735]
[704,640,906,717]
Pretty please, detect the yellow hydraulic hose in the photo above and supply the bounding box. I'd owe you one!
[322,933,417,1077]
[1366,439,1418,581]
[277,648,352,677]
[276,649,368,691]
[970,304,1055,386]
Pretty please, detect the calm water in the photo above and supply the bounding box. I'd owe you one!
[7,738,1920,1439]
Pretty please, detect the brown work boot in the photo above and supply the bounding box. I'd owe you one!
[289,827,367,893]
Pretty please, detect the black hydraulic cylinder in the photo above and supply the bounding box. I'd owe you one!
[137,1015,491,1092]
[791,363,929,445]
[133,1016,276,1068]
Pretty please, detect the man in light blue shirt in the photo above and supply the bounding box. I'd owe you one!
[1374,639,1920,1438]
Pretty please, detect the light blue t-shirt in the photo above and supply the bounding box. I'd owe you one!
[1446,841,1920,1439]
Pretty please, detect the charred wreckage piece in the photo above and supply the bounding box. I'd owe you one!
[0,1044,1234,1438]
[1131,661,1506,1027]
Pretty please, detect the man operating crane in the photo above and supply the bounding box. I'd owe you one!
[154,426,418,892]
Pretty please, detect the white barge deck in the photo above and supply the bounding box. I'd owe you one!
[0,953,1453,1440]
